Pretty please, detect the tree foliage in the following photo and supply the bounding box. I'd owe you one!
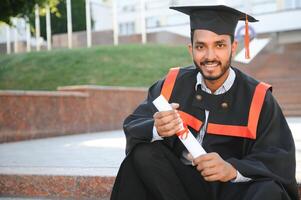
[2,0,93,39]
[0,0,59,25]
[38,0,87,39]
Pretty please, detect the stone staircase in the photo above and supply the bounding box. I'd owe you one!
[0,131,124,199]
[0,174,115,200]
[1,120,301,199]
[235,42,301,116]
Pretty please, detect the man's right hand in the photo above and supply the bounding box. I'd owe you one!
[153,103,183,137]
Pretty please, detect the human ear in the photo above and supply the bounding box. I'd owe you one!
[188,43,193,57]
[231,40,238,57]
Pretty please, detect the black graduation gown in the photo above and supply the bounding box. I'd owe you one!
[111,66,299,200]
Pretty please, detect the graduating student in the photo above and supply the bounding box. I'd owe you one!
[110,5,299,200]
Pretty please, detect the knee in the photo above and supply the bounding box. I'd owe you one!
[259,180,282,193]
[248,180,283,198]
[131,142,163,171]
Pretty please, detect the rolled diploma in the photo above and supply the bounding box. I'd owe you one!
[153,95,206,158]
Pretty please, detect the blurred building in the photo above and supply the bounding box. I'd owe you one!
[103,0,301,43]
[0,18,31,53]
[1,0,301,53]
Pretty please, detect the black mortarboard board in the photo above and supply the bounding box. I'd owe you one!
[170,5,258,37]
[170,5,259,59]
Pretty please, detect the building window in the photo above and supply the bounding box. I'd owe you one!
[284,0,301,9]
[119,22,135,35]
[121,4,136,12]
[146,17,161,28]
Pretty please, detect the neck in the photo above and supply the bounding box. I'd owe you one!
[204,69,230,93]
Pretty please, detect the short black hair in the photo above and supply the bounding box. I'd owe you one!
[190,29,234,45]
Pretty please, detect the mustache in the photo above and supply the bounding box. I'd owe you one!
[200,60,221,66]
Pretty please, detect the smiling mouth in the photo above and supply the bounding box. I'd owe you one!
[201,61,221,70]
[205,62,219,67]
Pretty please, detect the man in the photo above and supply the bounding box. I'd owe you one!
[110,5,299,200]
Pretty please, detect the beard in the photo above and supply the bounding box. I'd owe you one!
[194,53,232,81]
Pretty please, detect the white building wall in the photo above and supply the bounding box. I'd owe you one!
[91,0,113,31]
[0,18,27,44]
[1,0,300,45]
[112,0,301,37]
[0,25,8,43]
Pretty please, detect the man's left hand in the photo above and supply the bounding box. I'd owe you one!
[193,152,237,182]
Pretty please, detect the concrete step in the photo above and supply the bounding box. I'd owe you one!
[1,120,301,199]
[284,110,301,117]
[275,95,301,104]
[0,174,115,200]
[1,173,300,199]
[281,104,301,116]
[0,131,125,200]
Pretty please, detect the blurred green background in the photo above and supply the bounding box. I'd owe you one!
[0,44,192,90]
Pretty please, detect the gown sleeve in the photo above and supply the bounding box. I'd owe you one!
[226,90,299,199]
[123,79,164,154]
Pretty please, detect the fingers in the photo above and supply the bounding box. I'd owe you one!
[187,153,193,161]
[201,167,218,177]
[196,159,216,171]
[171,103,180,109]
[153,103,182,137]
[186,153,196,166]
[193,152,219,170]
[193,152,236,182]
[155,118,182,137]
[201,164,236,182]
[160,117,182,132]
[154,110,180,126]
[203,174,220,182]
[153,102,180,120]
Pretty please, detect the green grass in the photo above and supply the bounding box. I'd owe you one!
[0,44,192,90]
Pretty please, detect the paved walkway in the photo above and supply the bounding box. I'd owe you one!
[0,130,125,177]
[0,117,300,180]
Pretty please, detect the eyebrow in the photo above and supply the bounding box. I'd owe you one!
[194,41,205,45]
[215,39,227,43]
[194,39,228,45]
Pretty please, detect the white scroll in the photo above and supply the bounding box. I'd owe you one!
[153,95,206,158]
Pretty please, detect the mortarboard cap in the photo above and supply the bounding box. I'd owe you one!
[170,5,258,37]
[170,5,258,59]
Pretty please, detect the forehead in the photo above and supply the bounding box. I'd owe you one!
[193,29,231,43]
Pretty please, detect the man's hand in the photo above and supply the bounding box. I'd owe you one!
[153,103,182,137]
[193,152,237,182]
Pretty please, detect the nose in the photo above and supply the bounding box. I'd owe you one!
[205,48,216,60]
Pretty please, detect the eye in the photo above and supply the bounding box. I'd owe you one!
[195,44,204,50]
[216,43,226,48]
